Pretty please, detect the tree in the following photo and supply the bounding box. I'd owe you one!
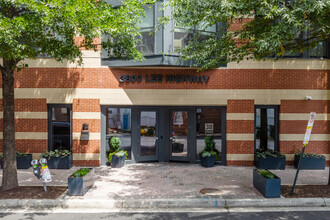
[165,0,330,70]
[0,0,153,191]
[166,0,330,184]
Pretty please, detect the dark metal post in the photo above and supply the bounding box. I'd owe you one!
[291,143,306,194]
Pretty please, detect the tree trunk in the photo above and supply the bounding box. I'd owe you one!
[1,59,18,191]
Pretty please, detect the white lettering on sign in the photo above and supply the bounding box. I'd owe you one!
[303,112,316,146]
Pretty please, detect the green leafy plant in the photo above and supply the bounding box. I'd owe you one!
[257,169,276,179]
[41,149,71,159]
[71,168,91,178]
[107,137,127,163]
[295,149,325,158]
[199,136,217,158]
[16,151,28,157]
[256,150,285,159]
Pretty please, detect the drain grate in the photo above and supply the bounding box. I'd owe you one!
[200,188,222,195]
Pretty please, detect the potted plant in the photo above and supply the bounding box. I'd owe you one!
[0,152,32,169]
[41,149,73,169]
[16,151,33,169]
[255,150,286,170]
[68,168,95,196]
[294,150,326,170]
[199,136,217,168]
[253,169,281,198]
[108,137,127,168]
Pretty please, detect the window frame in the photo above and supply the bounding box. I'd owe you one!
[47,104,72,152]
[254,105,279,154]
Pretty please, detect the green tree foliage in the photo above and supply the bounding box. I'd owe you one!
[166,0,330,70]
[0,0,154,190]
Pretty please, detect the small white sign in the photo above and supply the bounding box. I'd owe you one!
[205,123,214,134]
[303,112,316,145]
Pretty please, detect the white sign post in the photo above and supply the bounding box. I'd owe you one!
[291,112,316,194]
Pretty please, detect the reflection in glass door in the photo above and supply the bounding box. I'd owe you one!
[170,111,188,159]
[139,111,158,160]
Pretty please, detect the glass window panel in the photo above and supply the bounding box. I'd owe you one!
[136,29,155,54]
[138,6,154,28]
[255,107,277,151]
[310,41,327,58]
[174,28,193,51]
[171,111,188,157]
[50,107,71,152]
[140,111,156,156]
[196,108,222,161]
[106,108,132,160]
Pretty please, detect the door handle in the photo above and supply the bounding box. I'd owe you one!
[154,137,159,140]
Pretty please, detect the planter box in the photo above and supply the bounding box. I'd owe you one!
[253,169,281,198]
[17,154,33,169]
[68,168,95,196]
[1,154,33,169]
[294,155,326,170]
[200,154,216,168]
[255,156,286,170]
[172,143,184,153]
[45,154,73,169]
[111,155,125,168]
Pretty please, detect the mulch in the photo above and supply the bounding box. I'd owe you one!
[281,185,330,198]
[0,186,67,199]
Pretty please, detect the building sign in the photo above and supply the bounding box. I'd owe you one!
[303,112,316,146]
[119,74,210,83]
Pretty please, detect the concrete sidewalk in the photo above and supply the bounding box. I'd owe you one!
[0,163,329,209]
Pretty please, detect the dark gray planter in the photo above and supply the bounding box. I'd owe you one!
[68,168,95,196]
[253,169,281,198]
[45,154,73,169]
[111,155,125,168]
[17,154,33,169]
[1,154,33,169]
[200,154,216,168]
[255,156,286,170]
[294,155,326,170]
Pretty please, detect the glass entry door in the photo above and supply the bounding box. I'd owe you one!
[170,110,190,161]
[136,109,159,161]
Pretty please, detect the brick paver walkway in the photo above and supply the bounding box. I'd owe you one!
[0,163,328,199]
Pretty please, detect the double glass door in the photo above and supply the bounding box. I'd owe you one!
[135,108,192,162]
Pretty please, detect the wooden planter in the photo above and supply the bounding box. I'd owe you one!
[111,155,125,168]
[68,168,95,196]
[0,154,33,169]
[17,154,33,169]
[253,169,281,198]
[45,154,73,169]
[255,156,286,170]
[294,155,326,170]
[200,154,216,168]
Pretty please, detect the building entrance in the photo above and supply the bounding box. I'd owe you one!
[101,106,226,165]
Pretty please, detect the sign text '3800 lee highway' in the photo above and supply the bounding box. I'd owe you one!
[119,74,210,83]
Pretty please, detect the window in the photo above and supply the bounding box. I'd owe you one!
[310,41,328,58]
[174,22,217,51]
[106,108,132,159]
[136,5,155,55]
[48,105,72,152]
[196,108,222,160]
[255,106,279,152]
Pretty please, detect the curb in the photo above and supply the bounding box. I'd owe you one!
[0,197,329,209]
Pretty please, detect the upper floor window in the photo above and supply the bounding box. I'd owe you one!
[174,22,217,52]
[136,5,155,55]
